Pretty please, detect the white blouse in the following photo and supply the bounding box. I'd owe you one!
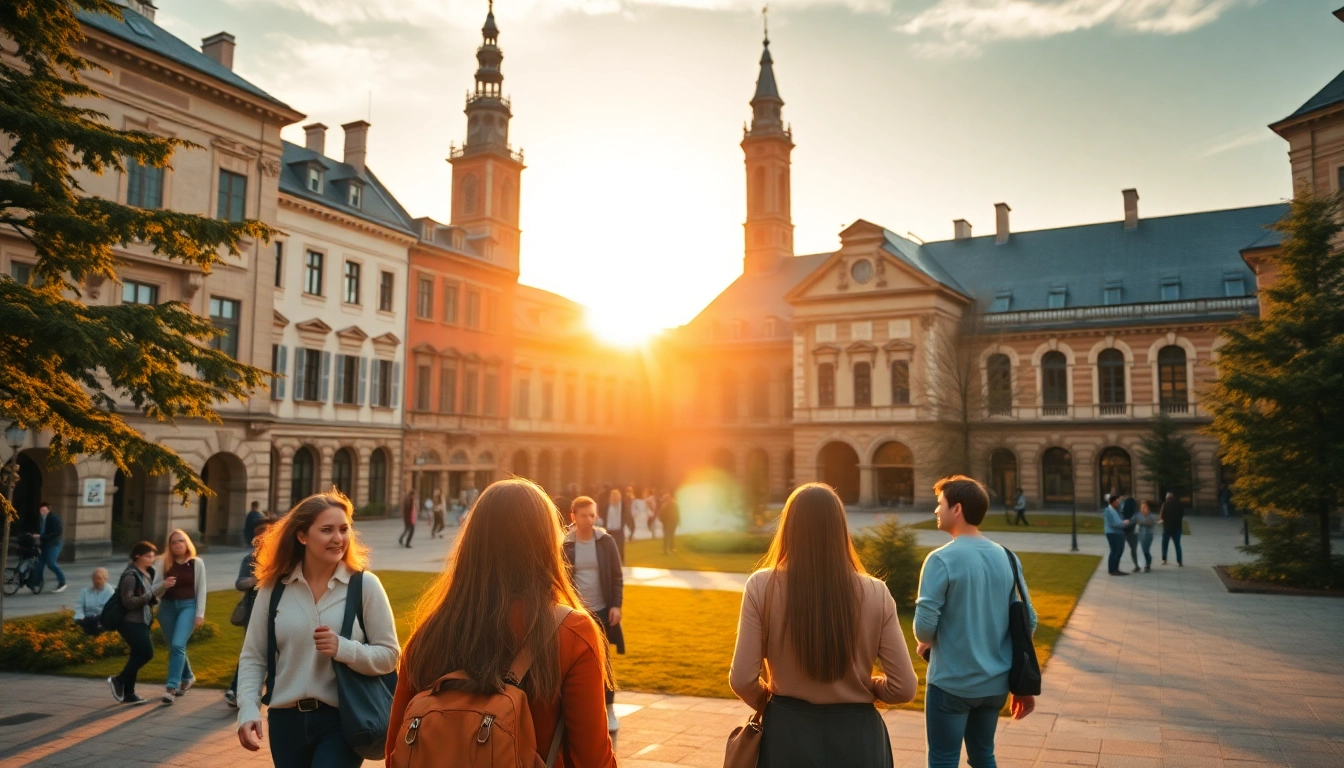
[236,563,399,725]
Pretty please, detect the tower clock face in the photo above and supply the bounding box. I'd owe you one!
[851,259,874,285]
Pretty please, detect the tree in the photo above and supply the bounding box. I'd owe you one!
[1136,413,1195,501]
[1205,190,1344,587]
[0,0,274,524]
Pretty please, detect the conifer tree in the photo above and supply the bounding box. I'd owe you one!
[1136,413,1195,501]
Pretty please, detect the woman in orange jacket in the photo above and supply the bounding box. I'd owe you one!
[385,479,617,768]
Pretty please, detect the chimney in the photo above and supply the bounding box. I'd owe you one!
[342,120,370,175]
[1123,188,1139,230]
[953,219,972,241]
[303,123,327,155]
[201,32,235,70]
[994,203,1011,245]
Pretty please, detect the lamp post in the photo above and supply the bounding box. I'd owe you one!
[0,425,29,638]
[1070,489,1079,553]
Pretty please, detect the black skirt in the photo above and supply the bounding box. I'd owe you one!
[758,695,893,768]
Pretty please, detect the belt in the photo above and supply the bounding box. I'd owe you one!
[276,698,327,712]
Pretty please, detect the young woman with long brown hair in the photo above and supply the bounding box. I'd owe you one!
[385,478,616,768]
[235,492,399,767]
[729,483,917,766]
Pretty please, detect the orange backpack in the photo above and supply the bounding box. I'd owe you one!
[389,606,572,768]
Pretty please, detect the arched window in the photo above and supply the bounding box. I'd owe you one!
[560,450,577,489]
[720,370,739,421]
[1041,351,1068,415]
[818,363,835,407]
[987,354,1012,415]
[1097,348,1126,414]
[784,450,795,490]
[1157,345,1188,413]
[291,446,315,506]
[750,369,770,419]
[536,450,553,492]
[713,448,736,476]
[368,448,388,507]
[1098,447,1133,502]
[817,442,859,504]
[990,448,1018,510]
[332,448,354,499]
[746,449,770,507]
[750,166,767,215]
[1041,447,1073,507]
[512,449,530,480]
[853,362,872,407]
[873,441,914,507]
[460,174,479,217]
[890,360,910,404]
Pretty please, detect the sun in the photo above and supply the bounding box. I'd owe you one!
[585,304,663,347]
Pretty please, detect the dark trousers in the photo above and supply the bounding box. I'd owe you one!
[268,704,362,768]
[431,511,445,537]
[1124,531,1139,568]
[608,529,624,561]
[75,616,104,635]
[1162,530,1183,564]
[594,610,619,706]
[398,522,415,547]
[115,622,154,697]
[662,520,677,553]
[760,695,892,768]
[40,543,65,588]
[925,684,1007,768]
[1014,509,1028,525]
[1106,533,1126,573]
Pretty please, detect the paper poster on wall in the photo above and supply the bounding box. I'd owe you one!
[82,478,107,507]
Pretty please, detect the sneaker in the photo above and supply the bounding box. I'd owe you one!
[123,694,148,705]
[606,704,619,733]
[1132,566,1141,573]
[179,677,195,694]
[224,690,237,708]
[1144,566,1151,572]
[108,676,124,703]
[609,731,618,750]
[1178,562,1183,567]
[1161,559,1167,565]
[52,584,68,593]
[1109,571,1129,576]
[161,690,175,704]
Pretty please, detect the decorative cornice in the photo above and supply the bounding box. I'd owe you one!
[336,325,369,342]
[273,309,290,327]
[372,332,401,347]
[279,193,417,246]
[295,318,333,335]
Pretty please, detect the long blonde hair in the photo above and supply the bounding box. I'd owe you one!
[253,491,369,588]
[162,528,198,570]
[403,478,610,701]
[760,483,866,683]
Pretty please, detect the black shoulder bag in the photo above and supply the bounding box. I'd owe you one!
[333,571,398,760]
[1003,547,1042,696]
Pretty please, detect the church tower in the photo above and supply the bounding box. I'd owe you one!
[741,31,794,275]
[449,2,524,271]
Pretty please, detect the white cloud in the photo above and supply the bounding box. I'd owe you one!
[1196,126,1275,159]
[899,0,1251,57]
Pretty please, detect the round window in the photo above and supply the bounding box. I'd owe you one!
[850,259,874,284]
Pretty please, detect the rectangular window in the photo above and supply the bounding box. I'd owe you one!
[990,291,1012,313]
[542,379,554,420]
[585,378,598,424]
[443,283,459,324]
[415,364,432,411]
[564,378,577,422]
[307,167,322,193]
[853,363,871,407]
[335,354,359,404]
[515,378,530,418]
[304,251,324,296]
[417,276,434,319]
[126,159,164,209]
[1160,278,1180,302]
[343,261,361,304]
[890,361,910,405]
[378,271,394,312]
[299,348,322,401]
[1224,275,1246,298]
[1103,282,1123,306]
[374,359,395,407]
[122,280,158,305]
[439,362,457,413]
[270,344,287,401]
[217,170,246,221]
[1047,286,1067,309]
[485,292,498,332]
[466,289,481,329]
[208,297,241,358]
[8,261,33,285]
[818,363,836,407]
[274,241,284,288]
[462,368,479,415]
[483,370,499,416]
[348,184,362,208]
[605,379,616,425]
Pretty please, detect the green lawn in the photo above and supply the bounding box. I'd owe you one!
[624,535,767,573]
[29,553,1098,711]
[912,513,1190,535]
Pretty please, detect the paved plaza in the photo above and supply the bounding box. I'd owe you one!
[4,517,1342,767]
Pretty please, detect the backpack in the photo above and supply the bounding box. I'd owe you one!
[388,605,573,768]
[100,569,141,631]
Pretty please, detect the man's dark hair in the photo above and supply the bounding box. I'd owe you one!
[38,501,49,510]
[128,540,157,559]
[933,475,989,525]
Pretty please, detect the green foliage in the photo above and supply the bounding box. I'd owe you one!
[1137,413,1196,500]
[681,532,771,555]
[0,608,125,670]
[1205,190,1344,583]
[354,502,388,518]
[150,618,220,646]
[1231,516,1344,590]
[0,0,277,522]
[852,519,921,607]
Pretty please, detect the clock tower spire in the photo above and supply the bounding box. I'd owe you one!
[742,13,794,275]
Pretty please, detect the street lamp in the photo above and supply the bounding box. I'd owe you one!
[1070,487,1079,553]
[1,424,30,638]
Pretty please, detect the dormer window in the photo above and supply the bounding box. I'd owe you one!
[1224,273,1246,298]
[1047,286,1067,309]
[1160,277,1180,302]
[1103,281,1123,306]
[990,291,1012,313]
[307,166,322,193]
[348,183,362,208]
[452,231,465,250]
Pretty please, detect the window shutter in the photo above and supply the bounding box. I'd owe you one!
[334,355,346,404]
[293,348,308,401]
[276,345,288,400]
[319,352,331,403]
[358,357,368,406]
[371,360,383,408]
[391,362,402,408]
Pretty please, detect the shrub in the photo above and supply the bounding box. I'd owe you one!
[151,619,221,646]
[852,520,921,608]
[0,609,127,671]
[683,532,772,555]
[1231,516,1344,589]
[355,502,387,518]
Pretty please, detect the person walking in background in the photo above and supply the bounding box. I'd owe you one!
[1013,488,1028,526]
[622,487,637,542]
[630,488,649,545]
[915,476,1037,768]
[1120,496,1141,573]
[1218,483,1233,519]
[155,529,207,704]
[73,567,115,635]
[236,492,399,767]
[108,541,173,705]
[34,502,67,593]
[225,518,274,709]
[398,489,416,548]
[603,488,630,560]
[644,488,659,538]
[563,496,626,747]
[1103,495,1132,576]
[243,501,265,548]
[386,479,617,768]
[430,489,446,539]
[1160,492,1185,566]
[1135,500,1157,572]
[659,491,679,554]
[730,484,917,767]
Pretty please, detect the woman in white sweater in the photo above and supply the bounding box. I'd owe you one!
[154,529,207,703]
[236,492,399,768]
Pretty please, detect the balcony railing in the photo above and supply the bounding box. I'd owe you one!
[982,296,1258,328]
[448,141,525,164]
[1042,404,1069,417]
[791,401,1202,423]
[1160,402,1190,414]
[1098,404,1129,416]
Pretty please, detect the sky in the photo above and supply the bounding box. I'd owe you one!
[154,0,1341,342]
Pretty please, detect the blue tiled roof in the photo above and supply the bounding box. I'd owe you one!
[1285,68,1344,122]
[79,7,293,110]
[881,230,968,296]
[920,203,1288,313]
[279,141,416,235]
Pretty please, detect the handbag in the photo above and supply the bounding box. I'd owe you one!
[229,590,254,627]
[1003,547,1042,696]
[333,571,398,760]
[723,579,772,768]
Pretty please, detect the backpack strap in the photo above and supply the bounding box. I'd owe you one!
[262,580,287,705]
[340,570,364,640]
[506,604,575,684]
[1003,545,1027,603]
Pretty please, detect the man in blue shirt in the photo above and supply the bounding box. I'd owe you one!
[35,502,67,593]
[1103,495,1133,575]
[915,476,1037,768]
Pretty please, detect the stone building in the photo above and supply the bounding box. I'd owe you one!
[2,1,303,556]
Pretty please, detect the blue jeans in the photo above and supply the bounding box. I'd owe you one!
[268,704,362,768]
[1162,530,1183,564]
[925,684,1006,768]
[1138,531,1153,567]
[1105,533,1126,573]
[157,598,196,689]
[40,543,65,588]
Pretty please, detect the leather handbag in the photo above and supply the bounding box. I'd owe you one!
[333,571,399,760]
[723,581,771,768]
[229,589,254,627]
[1003,547,1042,696]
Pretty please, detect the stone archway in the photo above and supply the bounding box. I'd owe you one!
[873,441,914,507]
[199,452,248,545]
[989,448,1018,511]
[1097,446,1132,504]
[817,442,860,505]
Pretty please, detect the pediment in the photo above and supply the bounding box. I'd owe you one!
[371,332,401,347]
[847,341,877,354]
[336,325,369,342]
[439,346,462,359]
[273,310,290,328]
[295,318,333,335]
[812,343,841,357]
[883,339,916,353]
[412,342,438,355]
[786,247,940,303]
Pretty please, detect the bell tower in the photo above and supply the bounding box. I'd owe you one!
[742,25,794,275]
[449,1,524,271]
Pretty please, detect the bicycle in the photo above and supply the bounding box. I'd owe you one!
[3,533,44,596]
